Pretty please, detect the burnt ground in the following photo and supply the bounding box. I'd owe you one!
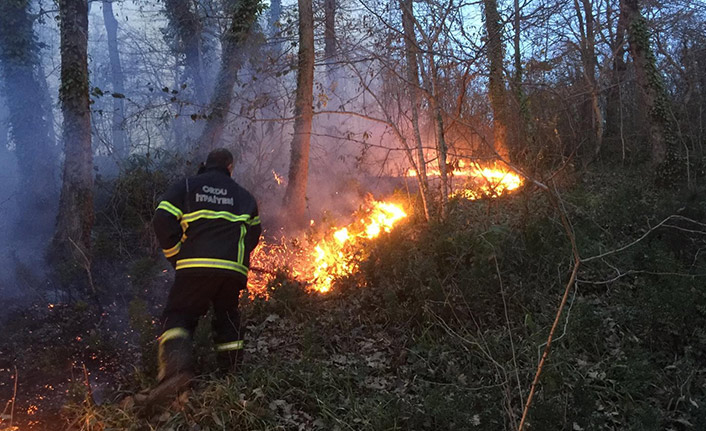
[0,300,136,431]
[0,264,169,431]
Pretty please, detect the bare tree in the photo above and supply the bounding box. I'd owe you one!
[102,0,127,158]
[164,0,207,104]
[324,0,337,76]
[510,0,530,151]
[400,0,430,221]
[483,0,511,161]
[604,0,628,159]
[269,0,283,53]
[283,0,315,227]
[572,0,604,160]
[195,0,263,155]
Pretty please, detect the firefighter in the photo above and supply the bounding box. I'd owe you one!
[147,147,261,405]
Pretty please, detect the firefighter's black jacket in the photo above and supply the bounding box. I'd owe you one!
[153,166,262,284]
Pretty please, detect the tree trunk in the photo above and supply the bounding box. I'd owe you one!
[0,0,59,231]
[0,102,7,152]
[269,0,282,52]
[483,0,510,161]
[283,0,315,227]
[620,0,680,182]
[195,0,262,156]
[164,0,207,104]
[573,0,603,161]
[102,0,127,159]
[324,0,336,75]
[604,0,627,159]
[400,0,430,221]
[429,73,449,219]
[511,0,530,154]
[53,0,94,258]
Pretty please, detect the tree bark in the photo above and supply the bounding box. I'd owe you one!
[400,0,430,221]
[324,0,336,74]
[164,0,207,104]
[283,0,315,227]
[429,69,449,219]
[483,0,510,161]
[102,0,127,159]
[269,0,282,53]
[604,0,627,158]
[53,0,94,257]
[195,0,262,156]
[620,0,680,182]
[0,0,59,230]
[511,0,530,152]
[573,0,603,160]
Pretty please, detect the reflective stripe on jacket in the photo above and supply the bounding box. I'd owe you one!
[153,167,262,280]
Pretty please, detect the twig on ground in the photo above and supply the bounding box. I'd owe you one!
[82,363,95,406]
[10,365,18,428]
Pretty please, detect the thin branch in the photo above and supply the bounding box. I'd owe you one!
[82,363,95,406]
[493,254,521,430]
[69,238,96,294]
[518,183,582,431]
[582,215,705,263]
[518,258,580,431]
[578,270,706,285]
[11,365,18,428]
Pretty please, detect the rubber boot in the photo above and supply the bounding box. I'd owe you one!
[145,334,195,410]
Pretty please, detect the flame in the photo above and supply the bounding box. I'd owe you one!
[249,198,408,295]
[248,161,522,297]
[407,160,522,200]
[451,163,522,200]
[308,200,407,293]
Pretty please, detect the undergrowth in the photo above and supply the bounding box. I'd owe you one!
[34,169,706,429]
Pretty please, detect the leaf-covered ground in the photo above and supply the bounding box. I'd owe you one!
[3,169,706,430]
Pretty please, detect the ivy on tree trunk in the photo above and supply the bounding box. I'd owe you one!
[620,0,682,184]
[53,0,94,263]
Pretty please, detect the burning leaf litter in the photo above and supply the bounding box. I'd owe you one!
[249,197,408,295]
[250,163,522,296]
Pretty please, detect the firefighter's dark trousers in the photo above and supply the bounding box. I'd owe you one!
[158,273,245,381]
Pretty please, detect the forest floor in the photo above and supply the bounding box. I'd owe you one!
[3,168,706,430]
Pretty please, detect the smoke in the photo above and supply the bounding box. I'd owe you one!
[0,2,61,309]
